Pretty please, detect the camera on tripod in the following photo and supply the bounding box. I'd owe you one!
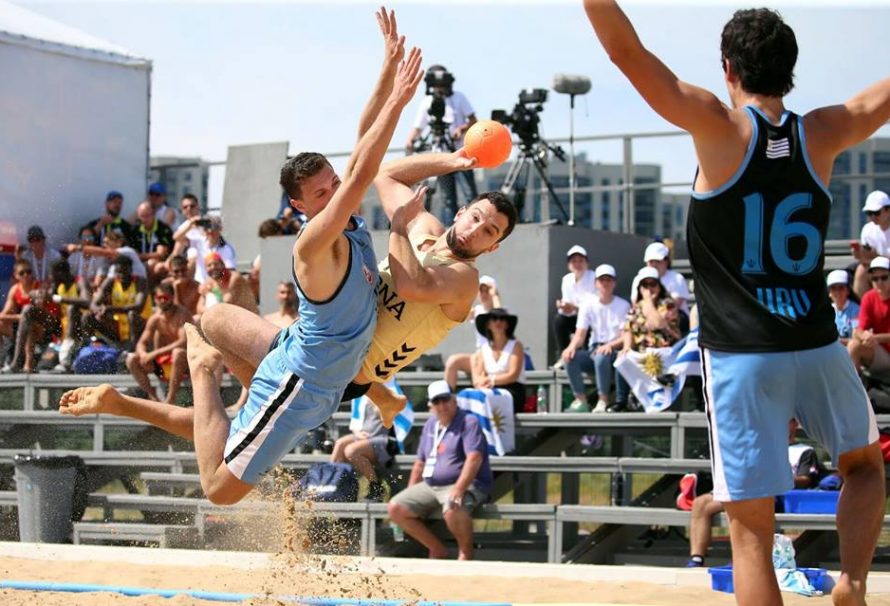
[423,65,455,135]
[491,88,552,149]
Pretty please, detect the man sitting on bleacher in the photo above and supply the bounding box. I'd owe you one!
[678,419,828,568]
[387,380,491,560]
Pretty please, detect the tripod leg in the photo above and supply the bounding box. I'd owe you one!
[532,155,569,223]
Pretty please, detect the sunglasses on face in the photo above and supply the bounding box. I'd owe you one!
[155,294,172,302]
[429,397,451,406]
[867,210,883,217]
[640,280,659,288]
[871,274,890,283]
[17,269,32,276]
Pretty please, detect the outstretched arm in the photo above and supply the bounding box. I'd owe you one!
[374,151,476,229]
[295,48,424,262]
[387,185,478,305]
[582,0,730,136]
[805,78,890,160]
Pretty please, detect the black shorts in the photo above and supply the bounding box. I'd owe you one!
[341,381,371,402]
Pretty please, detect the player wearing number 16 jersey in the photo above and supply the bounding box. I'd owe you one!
[584,3,890,605]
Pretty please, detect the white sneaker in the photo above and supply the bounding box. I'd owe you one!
[566,399,591,413]
[592,400,609,413]
[552,359,565,370]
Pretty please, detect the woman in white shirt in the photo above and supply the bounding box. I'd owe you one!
[554,245,597,366]
[471,308,526,414]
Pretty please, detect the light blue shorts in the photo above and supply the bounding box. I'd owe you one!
[702,340,878,502]
[224,346,342,484]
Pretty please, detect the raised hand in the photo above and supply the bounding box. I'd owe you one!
[392,185,428,232]
[376,6,404,65]
[390,47,424,107]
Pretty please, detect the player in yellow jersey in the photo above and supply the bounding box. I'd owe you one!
[82,255,151,349]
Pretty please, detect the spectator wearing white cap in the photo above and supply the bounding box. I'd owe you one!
[630,241,690,313]
[849,256,890,379]
[387,379,491,560]
[443,275,503,390]
[852,190,890,299]
[826,269,859,346]
[553,245,597,367]
[561,264,632,412]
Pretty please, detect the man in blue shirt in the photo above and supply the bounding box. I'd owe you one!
[388,380,491,560]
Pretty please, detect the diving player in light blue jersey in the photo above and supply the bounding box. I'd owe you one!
[59,8,424,505]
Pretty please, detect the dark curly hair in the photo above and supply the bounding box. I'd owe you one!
[720,8,797,97]
[468,191,518,243]
[279,152,332,200]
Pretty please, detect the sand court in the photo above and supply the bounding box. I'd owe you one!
[2,542,890,606]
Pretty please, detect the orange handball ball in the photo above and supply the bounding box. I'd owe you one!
[463,120,513,169]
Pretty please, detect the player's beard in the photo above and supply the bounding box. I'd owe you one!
[445,227,474,260]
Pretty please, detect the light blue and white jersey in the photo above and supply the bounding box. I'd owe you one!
[833,300,860,340]
[283,215,378,390]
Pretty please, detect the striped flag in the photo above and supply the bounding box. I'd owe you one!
[766,137,790,159]
[350,378,414,452]
[456,388,515,456]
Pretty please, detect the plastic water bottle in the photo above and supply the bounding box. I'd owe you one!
[536,385,548,414]
[390,521,405,542]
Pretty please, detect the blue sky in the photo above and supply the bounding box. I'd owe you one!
[20,0,890,204]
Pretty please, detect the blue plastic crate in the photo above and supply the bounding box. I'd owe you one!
[781,489,839,514]
[709,565,828,594]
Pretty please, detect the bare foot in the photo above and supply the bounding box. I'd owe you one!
[457,550,473,561]
[185,323,223,376]
[59,384,121,416]
[832,576,867,606]
[428,547,448,559]
[376,393,408,429]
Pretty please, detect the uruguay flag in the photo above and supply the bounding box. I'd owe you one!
[456,388,515,456]
[613,329,700,413]
[350,378,414,452]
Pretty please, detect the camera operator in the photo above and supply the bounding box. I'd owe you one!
[405,64,478,222]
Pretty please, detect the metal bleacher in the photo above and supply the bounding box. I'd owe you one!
[1,367,885,566]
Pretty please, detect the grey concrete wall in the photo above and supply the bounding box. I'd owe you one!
[221,142,289,271]
[259,224,650,369]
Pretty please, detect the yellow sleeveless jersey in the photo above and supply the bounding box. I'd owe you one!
[360,234,474,382]
[56,282,79,335]
[111,279,152,341]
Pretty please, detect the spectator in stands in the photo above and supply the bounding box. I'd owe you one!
[630,241,690,313]
[50,259,90,372]
[330,401,394,503]
[82,255,151,350]
[134,200,174,284]
[0,260,43,372]
[250,219,285,303]
[165,255,200,317]
[553,245,596,367]
[444,275,502,390]
[263,281,298,328]
[144,182,178,228]
[277,207,304,235]
[848,256,890,379]
[388,380,492,560]
[125,282,190,403]
[561,264,631,413]
[681,419,827,568]
[67,226,104,293]
[827,269,859,346]
[86,191,136,247]
[170,194,205,260]
[851,190,890,299]
[471,308,526,414]
[623,267,682,352]
[18,225,62,286]
[196,253,256,315]
[68,229,147,283]
[183,216,236,284]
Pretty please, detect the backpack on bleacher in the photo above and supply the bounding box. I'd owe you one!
[72,342,121,374]
[295,462,358,502]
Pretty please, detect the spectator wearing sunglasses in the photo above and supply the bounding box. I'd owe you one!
[19,225,62,285]
[849,256,890,380]
[852,190,890,299]
[622,266,682,355]
[0,260,41,371]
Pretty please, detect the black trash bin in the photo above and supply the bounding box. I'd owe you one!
[13,454,83,543]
